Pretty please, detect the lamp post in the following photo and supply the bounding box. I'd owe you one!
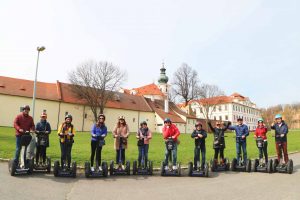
[32,46,45,120]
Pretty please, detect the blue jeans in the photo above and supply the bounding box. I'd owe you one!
[194,145,206,168]
[164,143,177,166]
[236,141,247,164]
[14,136,22,163]
[138,144,149,166]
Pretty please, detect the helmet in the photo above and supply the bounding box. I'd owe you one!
[98,114,105,120]
[65,114,73,121]
[141,121,147,125]
[40,112,47,117]
[275,114,282,119]
[118,116,125,120]
[258,118,264,123]
[22,105,30,111]
[195,121,202,128]
[237,117,243,121]
[164,118,171,123]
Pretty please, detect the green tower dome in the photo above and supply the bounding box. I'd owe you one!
[158,63,169,84]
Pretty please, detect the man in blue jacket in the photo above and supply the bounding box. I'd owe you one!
[229,117,249,164]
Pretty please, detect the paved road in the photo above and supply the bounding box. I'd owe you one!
[0,154,299,200]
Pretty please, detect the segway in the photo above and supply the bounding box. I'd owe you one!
[231,136,251,172]
[160,137,181,176]
[53,134,77,178]
[272,136,293,174]
[252,136,272,173]
[85,136,108,178]
[133,140,153,175]
[188,161,209,177]
[32,130,51,173]
[109,136,130,176]
[8,131,34,176]
[210,158,230,172]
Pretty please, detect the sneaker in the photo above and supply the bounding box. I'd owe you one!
[91,166,95,172]
[121,165,125,170]
[164,166,169,171]
[172,165,177,170]
[99,166,102,171]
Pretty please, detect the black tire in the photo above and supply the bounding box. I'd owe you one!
[188,162,193,176]
[273,159,279,173]
[133,160,137,175]
[287,159,293,174]
[211,159,216,172]
[252,159,259,172]
[47,157,51,173]
[54,161,59,177]
[28,159,34,174]
[9,160,16,176]
[126,161,130,175]
[102,162,108,177]
[205,163,209,177]
[246,159,251,173]
[160,162,165,176]
[109,161,114,176]
[231,158,237,171]
[267,159,273,173]
[149,161,153,175]
[225,158,230,171]
[72,162,77,178]
[85,162,90,178]
[178,163,181,176]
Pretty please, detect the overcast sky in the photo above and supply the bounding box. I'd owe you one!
[0,0,299,108]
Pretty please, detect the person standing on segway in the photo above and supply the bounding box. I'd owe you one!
[35,112,51,165]
[90,114,107,172]
[57,114,76,170]
[254,118,268,164]
[191,122,207,170]
[113,116,129,169]
[162,118,180,171]
[13,105,35,167]
[208,120,231,165]
[136,121,152,168]
[271,114,289,164]
[228,117,249,165]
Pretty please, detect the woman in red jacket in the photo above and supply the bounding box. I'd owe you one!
[254,118,268,163]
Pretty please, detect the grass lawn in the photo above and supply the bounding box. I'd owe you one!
[1,126,299,167]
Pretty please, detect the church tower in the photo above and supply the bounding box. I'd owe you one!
[158,62,170,113]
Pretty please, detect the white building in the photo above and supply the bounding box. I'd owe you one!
[181,93,261,131]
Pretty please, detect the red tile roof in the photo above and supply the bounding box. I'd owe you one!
[131,83,165,96]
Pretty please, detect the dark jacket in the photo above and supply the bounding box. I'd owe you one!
[228,124,249,143]
[271,121,288,142]
[208,121,231,149]
[36,120,51,147]
[191,129,207,147]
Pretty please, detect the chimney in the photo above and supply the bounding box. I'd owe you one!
[164,99,169,113]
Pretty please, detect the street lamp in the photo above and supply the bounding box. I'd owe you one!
[32,46,46,120]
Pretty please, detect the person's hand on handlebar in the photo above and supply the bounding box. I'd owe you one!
[242,135,246,139]
[19,129,24,133]
[198,134,203,138]
[280,134,285,138]
[92,134,97,137]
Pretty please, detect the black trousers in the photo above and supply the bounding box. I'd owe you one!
[91,140,102,167]
[116,149,125,165]
[60,143,73,168]
[36,145,47,164]
[259,141,268,163]
[214,148,224,160]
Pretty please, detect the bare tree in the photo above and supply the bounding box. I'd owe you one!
[172,63,201,106]
[68,60,127,122]
[198,84,225,131]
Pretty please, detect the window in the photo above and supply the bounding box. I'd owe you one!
[219,106,222,111]
[219,116,222,121]
[200,108,203,113]
[133,118,135,123]
[84,113,87,119]
[65,111,68,116]
[225,105,228,111]
[214,116,217,120]
[225,115,228,120]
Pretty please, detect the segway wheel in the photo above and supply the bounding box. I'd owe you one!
[133,160,137,175]
[231,158,237,171]
[47,157,51,173]
[109,161,114,176]
[252,159,259,172]
[85,162,90,178]
[211,159,216,172]
[205,163,209,177]
[287,159,293,174]
[246,159,251,173]
[102,162,108,177]
[267,159,273,173]
[126,161,130,175]
[72,162,77,178]
[9,160,16,176]
[149,161,153,175]
[28,159,34,174]
[225,158,230,171]
[160,162,165,176]
[188,162,193,176]
[178,163,181,176]
[273,159,279,173]
[54,161,59,177]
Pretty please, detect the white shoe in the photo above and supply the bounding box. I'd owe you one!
[91,166,95,172]
[164,166,169,171]
[121,165,125,170]
[99,166,102,171]
[172,165,178,170]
